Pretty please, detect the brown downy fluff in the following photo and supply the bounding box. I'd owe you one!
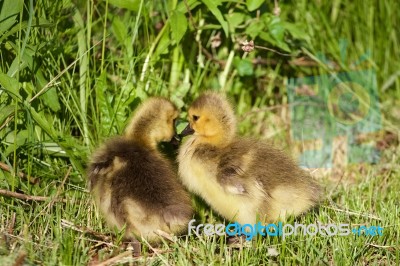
[88,97,193,242]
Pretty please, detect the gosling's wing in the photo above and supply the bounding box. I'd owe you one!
[87,137,130,190]
[216,143,255,195]
[87,145,115,190]
[217,164,247,194]
[88,149,113,174]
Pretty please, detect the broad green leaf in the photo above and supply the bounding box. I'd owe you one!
[170,10,188,44]
[21,82,34,99]
[36,70,61,112]
[41,88,61,112]
[0,0,23,35]
[6,42,35,76]
[176,0,201,13]
[108,0,140,12]
[0,73,20,99]
[0,105,15,126]
[259,32,291,52]
[245,20,264,39]
[112,16,128,43]
[234,57,254,76]
[282,22,311,43]
[226,12,246,29]
[154,24,171,57]
[202,0,229,36]
[275,40,291,52]
[246,0,264,12]
[260,15,292,52]
[5,129,29,157]
[267,16,285,42]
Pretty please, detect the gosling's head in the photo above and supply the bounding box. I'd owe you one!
[125,97,179,148]
[183,92,237,147]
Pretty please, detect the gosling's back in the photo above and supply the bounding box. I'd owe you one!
[89,137,193,241]
[89,138,189,208]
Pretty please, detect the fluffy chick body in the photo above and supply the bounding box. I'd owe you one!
[178,92,320,224]
[88,97,193,242]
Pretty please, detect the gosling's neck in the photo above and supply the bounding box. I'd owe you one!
[125,130,158,150]
[196,131,235,149]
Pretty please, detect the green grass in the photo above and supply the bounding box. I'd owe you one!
[0,0,399,264]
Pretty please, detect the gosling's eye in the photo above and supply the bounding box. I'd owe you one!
[192,115,199,121]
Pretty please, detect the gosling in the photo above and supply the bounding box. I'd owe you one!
[178,92,321,225]
[88,97,193,242]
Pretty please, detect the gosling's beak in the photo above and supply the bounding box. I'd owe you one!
[169,133,181,147]
[180,123,195,137]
